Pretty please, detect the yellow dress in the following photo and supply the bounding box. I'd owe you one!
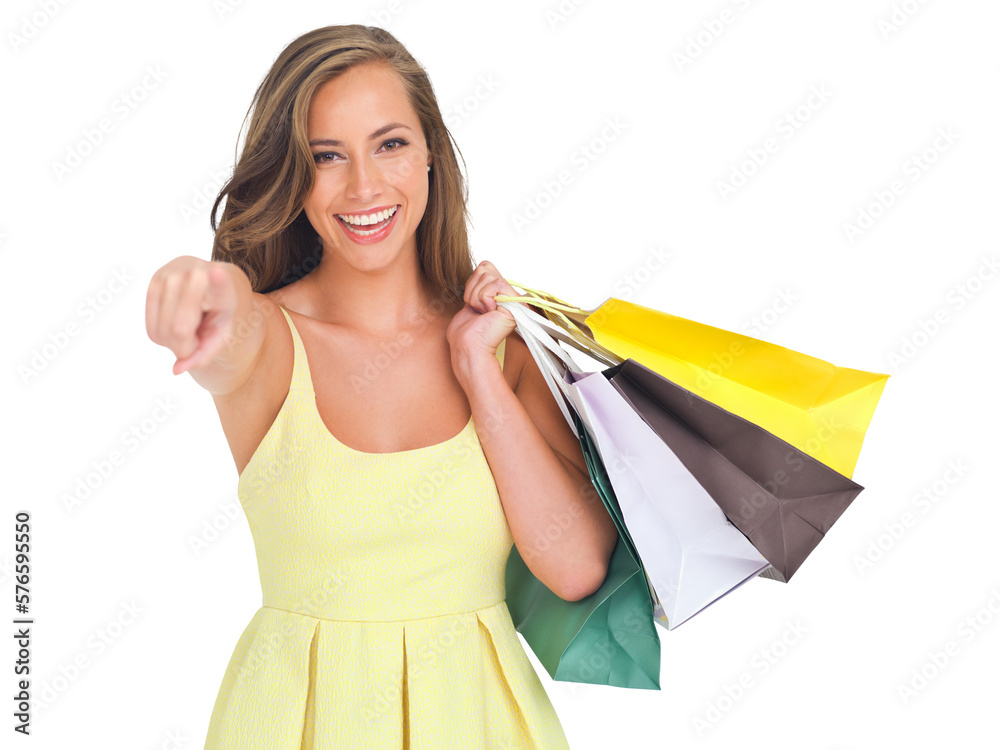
[204,304,571,749]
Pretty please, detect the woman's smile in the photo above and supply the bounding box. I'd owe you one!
[334,203,401,243]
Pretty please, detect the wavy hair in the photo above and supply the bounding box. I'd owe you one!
[210,25,474,301]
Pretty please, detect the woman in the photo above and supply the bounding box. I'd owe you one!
[145,24,617,749]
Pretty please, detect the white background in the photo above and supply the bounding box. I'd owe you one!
[3,0,999,747]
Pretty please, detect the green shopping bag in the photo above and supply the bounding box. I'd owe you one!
[504,409,661,690]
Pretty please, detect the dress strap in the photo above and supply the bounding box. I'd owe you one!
[276,305,315,395]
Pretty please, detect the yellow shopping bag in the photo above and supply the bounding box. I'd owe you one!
[495,283,888,479]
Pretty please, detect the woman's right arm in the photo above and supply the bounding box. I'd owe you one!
[145,255,268,395]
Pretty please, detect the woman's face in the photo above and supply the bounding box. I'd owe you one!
[303,62,431,272]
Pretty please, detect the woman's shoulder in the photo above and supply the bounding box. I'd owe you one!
[261,280,301,317]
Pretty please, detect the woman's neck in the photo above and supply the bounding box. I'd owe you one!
[297,246,459,336]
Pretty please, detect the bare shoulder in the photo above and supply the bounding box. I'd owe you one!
[210,288,296,475]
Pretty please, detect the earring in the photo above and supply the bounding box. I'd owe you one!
[427,165,431,172]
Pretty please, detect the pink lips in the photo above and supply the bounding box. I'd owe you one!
[335,206,400,245]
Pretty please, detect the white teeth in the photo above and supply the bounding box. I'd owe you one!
[337,205,398,226]
[337,205,398,236]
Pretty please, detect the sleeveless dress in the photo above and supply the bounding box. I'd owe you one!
[204,304,571,749]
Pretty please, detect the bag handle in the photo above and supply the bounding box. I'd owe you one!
[496,280,622,365]
[511,303,603,366]
[503,280,592,313]
[500,301,586,375]
[496,281,591,331]
[495,285,623,367]
[499,301,581,435]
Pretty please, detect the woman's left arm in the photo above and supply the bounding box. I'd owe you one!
[448,261,618,602]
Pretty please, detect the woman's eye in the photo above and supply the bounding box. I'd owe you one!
[381,138,408,152]
[313,139,407,165]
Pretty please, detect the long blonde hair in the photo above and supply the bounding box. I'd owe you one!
[210,25,474,302]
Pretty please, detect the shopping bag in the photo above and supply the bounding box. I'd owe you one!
[500,300,770,630]
[495,284,888,479]
[606,357,864,582]
[505,412,661,690]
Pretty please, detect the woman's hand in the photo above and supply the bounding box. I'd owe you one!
[145,256,241,375]
[446,260,518,377]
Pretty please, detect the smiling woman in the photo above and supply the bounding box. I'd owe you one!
[144,23,617,750]
[208,26,474,298]
[301,65,429,259]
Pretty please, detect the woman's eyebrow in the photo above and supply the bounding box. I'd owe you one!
[309,122,411,147]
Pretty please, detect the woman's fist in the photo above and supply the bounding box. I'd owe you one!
[462,259,518,315]
[446,260,518,379]
[145,256,241,375]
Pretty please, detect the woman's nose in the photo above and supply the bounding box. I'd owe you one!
[345,156,383,203]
